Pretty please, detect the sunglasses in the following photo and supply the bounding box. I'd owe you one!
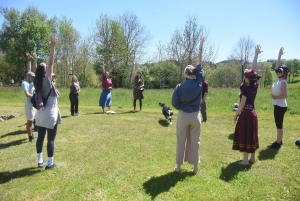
[275,69,283,73]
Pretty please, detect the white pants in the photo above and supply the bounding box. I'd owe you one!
[176,110,201,165]
[24,102,36,121]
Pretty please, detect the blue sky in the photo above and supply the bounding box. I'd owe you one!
[1,0,299,63]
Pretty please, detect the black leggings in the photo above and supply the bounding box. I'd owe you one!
[274,105,287,129]
[36,125,58,157]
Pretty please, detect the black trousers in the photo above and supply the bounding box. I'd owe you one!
[274,105,287,129]
[69,92,79,115]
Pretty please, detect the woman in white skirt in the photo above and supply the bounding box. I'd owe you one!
[34,36,61,169]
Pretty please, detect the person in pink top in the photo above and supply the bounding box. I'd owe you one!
[99,62,113,113]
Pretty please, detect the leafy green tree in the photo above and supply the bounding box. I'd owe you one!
[0,6,55,83]
[208,66,240,88]
[286,59,300,82]
[118,11,151,88]
[93,15,129,87]
[264,66,273,87]
[55,16,81,87]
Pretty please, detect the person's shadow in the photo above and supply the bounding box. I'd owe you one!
[158,119,170,127]
[0,139,27,150]
[258,148,279,161]
[1,130,27,138]
[219,162,252,182]
[143,171,194,200]
[0,167,41,184]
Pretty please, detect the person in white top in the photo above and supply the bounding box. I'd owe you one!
[268,47,290,149]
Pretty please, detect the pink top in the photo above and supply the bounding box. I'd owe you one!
[102,72,113,89]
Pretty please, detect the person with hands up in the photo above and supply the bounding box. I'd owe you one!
[99,62,113,113]
[232,45,262,165]
[21,52,37,142]
[268,47,290,149]
[171,37,205,174]
[34,36,61,170]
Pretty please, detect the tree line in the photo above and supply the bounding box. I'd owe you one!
[0,6,299,89]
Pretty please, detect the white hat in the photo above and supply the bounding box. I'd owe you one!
[26,72,35,77]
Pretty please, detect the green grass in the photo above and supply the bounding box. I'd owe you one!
[0,79,300,200]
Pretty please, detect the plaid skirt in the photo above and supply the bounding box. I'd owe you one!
[232,108,259,153]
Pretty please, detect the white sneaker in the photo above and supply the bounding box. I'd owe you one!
[74,113,78,116]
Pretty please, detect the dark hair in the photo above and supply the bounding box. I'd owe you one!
[34,63,46,92]
[275,66,290,79]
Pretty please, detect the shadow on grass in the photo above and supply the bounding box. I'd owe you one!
[258,148,279,160]
[219,161,252,182]
[0,139,27,149]
[0,167,41,184]
[61,115,71,119]
[1,130,27,138]
[85,112,104,115]
[143,171,194,200]
[228,133,234,140]
[158,119,169,127]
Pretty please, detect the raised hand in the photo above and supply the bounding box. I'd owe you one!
[255,45,263,55]
[26,52,32,59]
[49,36,56,47]
[200,37,205,49]
[279,47,285,56]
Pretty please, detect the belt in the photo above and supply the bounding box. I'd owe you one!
[243,104,254,111]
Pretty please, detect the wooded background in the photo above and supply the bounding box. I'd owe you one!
[0,6,299,88]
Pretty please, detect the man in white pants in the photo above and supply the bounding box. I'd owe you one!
[22,53,38,141]
[21,71,36,142]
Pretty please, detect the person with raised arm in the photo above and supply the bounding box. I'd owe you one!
[171,37,205,174]
[268,47,290,149]
[34,36,61,169]
[21,52,36,141]
[99,62,113,113]
[232,45,262,165]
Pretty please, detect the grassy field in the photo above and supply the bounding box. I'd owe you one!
[0,77,300,200]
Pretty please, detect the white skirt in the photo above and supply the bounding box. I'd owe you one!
[35,96,62,129]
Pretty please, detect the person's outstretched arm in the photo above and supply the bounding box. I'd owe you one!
[102,61,106,74]
[196,37,205,66]
[275,47,284,70]
[32,53,37,73]
[251,45,263,71]
[26,52,32,72]
[70,75,73,86]
[46,36,56,79]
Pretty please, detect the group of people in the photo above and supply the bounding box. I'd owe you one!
[21,36,289,173]
[99,62,144,113]
[171,37,289,173]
